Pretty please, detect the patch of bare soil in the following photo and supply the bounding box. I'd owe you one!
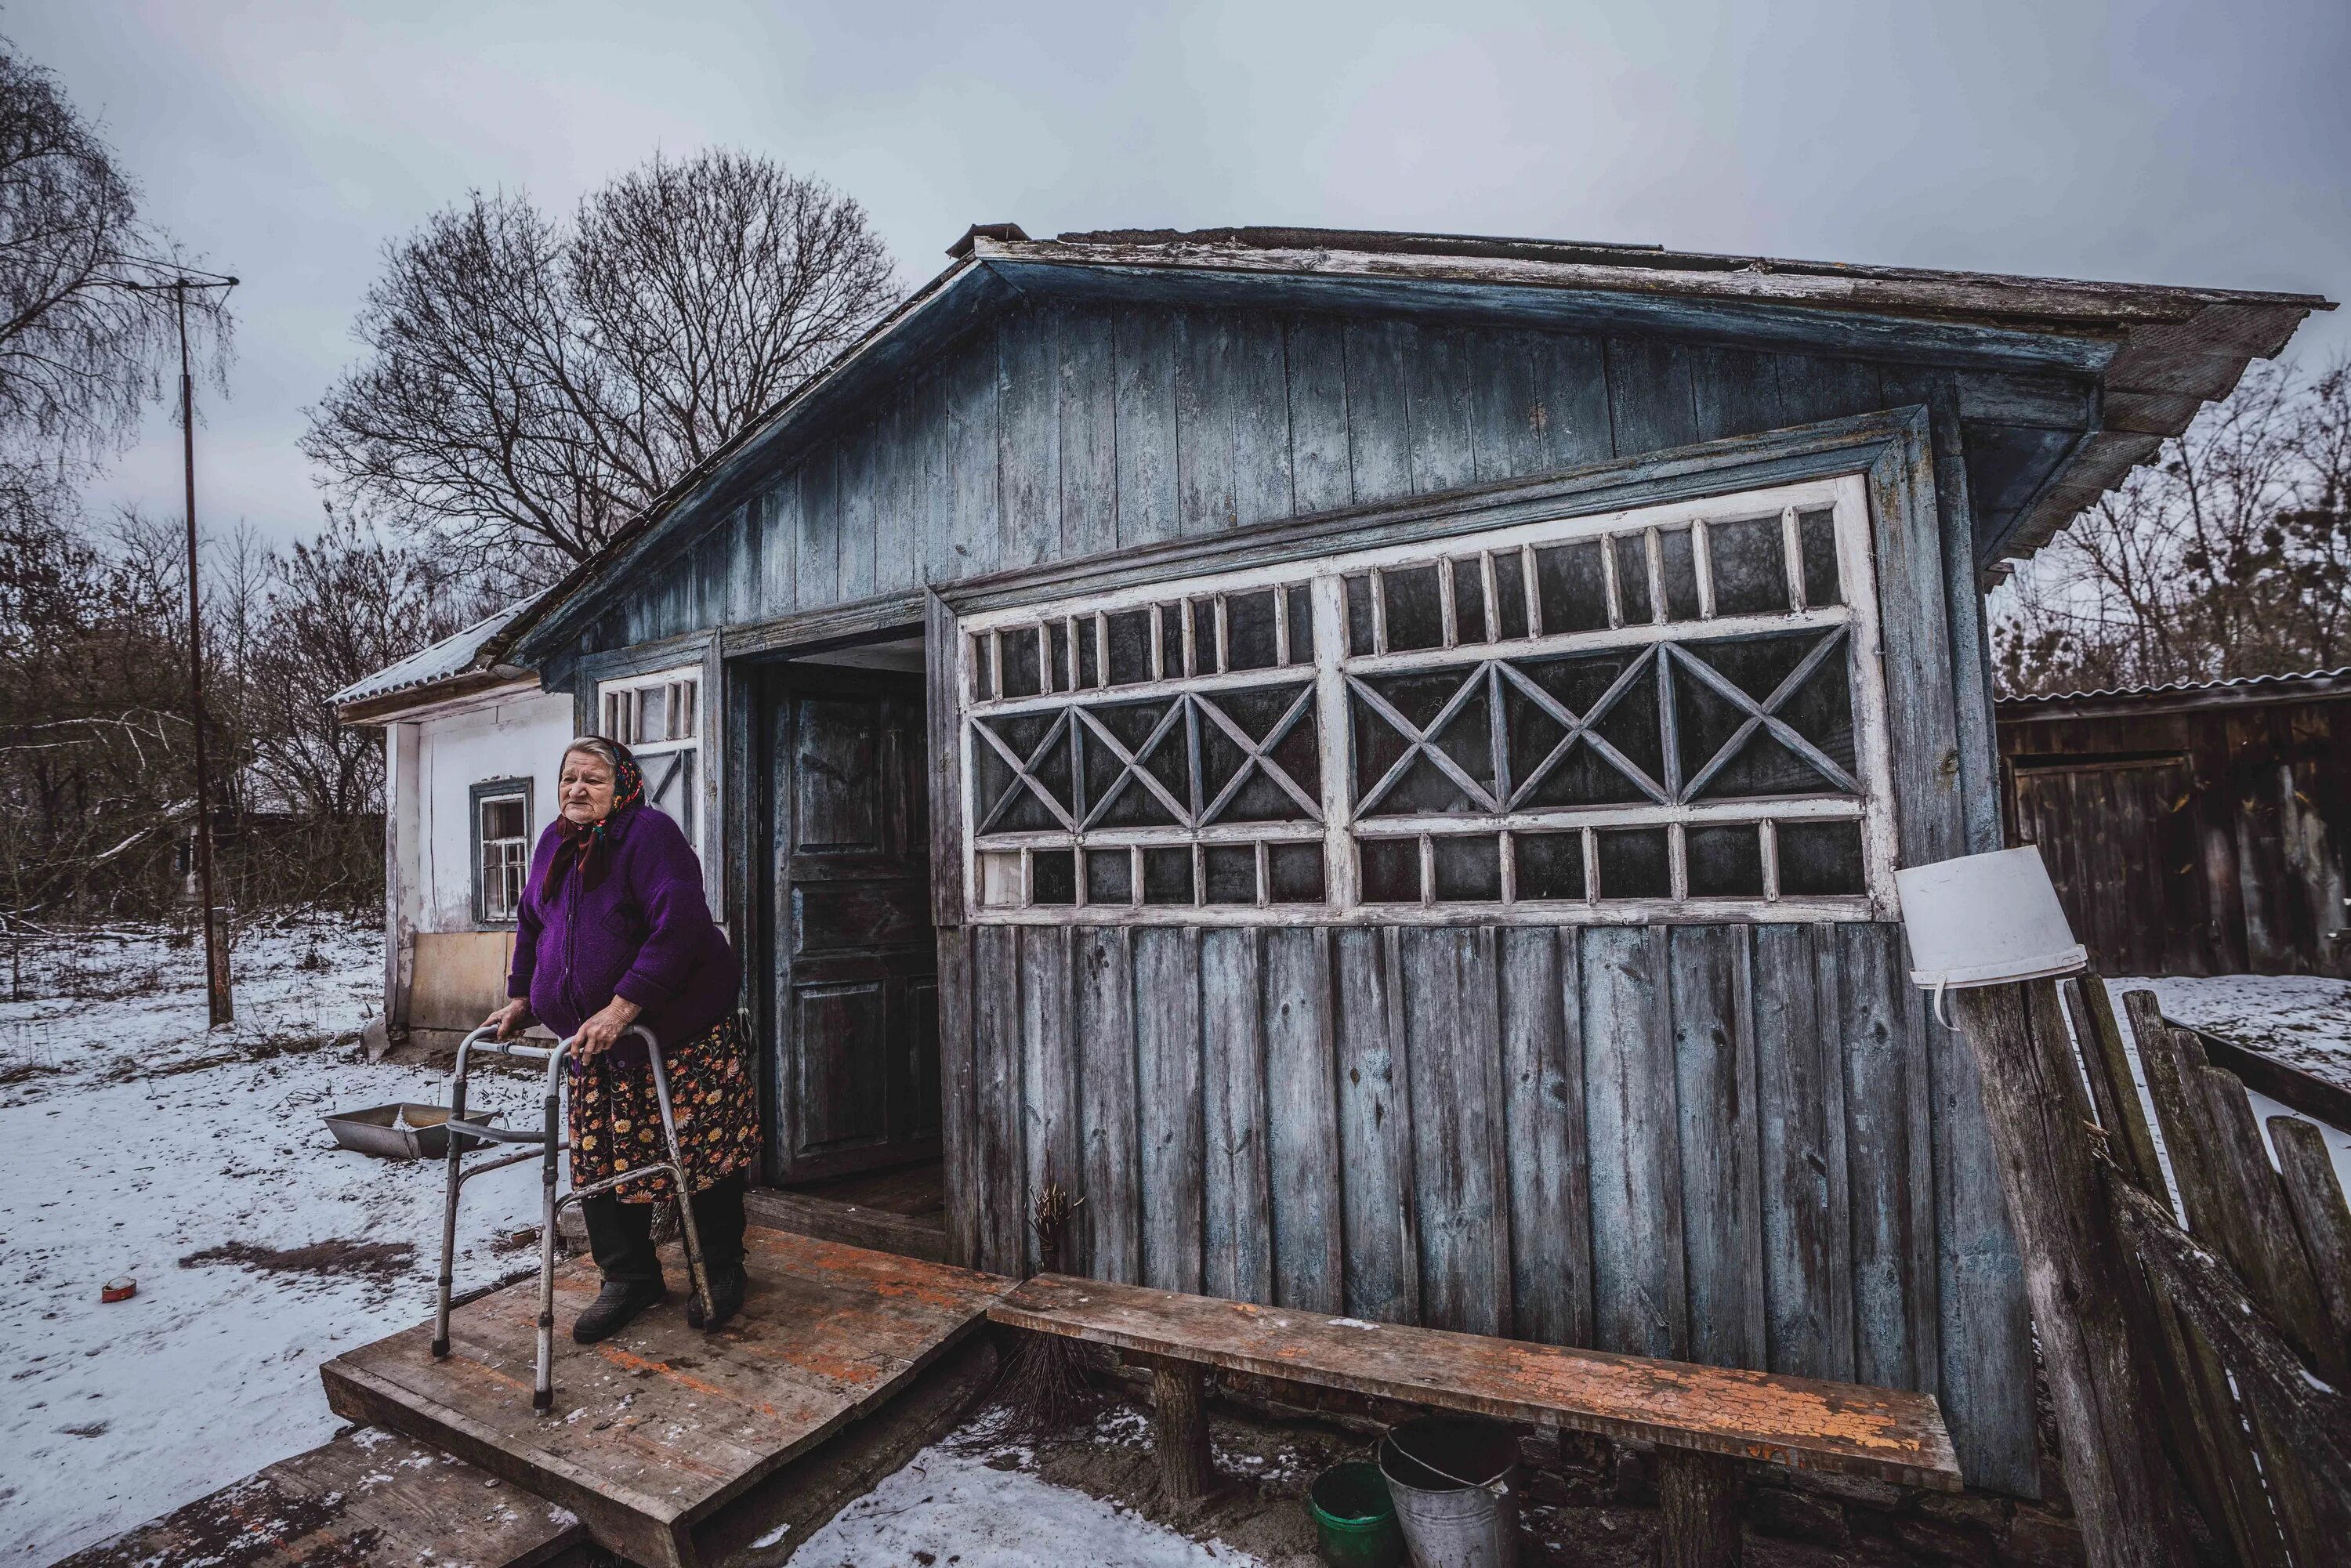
[178,1237,417,1284]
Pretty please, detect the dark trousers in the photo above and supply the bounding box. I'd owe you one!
[580,1171,748,1286]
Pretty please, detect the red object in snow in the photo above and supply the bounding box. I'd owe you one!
[101,1276,137,1303]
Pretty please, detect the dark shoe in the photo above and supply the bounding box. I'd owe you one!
[686,1263,745,1331]
[572,1276,665,1343]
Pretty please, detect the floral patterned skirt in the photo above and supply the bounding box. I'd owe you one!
[568,1014,759,1204]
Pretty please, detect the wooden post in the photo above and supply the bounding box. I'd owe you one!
[1655,1448,1742,1568]
[1948,981,2190,1566]
[1136,1353,1215,1502]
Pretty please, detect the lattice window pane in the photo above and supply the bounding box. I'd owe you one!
[959,473,1893,924]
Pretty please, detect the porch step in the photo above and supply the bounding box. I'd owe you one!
[53,1428,585,1568]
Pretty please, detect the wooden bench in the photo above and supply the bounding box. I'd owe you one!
[991,1273,1961,1568]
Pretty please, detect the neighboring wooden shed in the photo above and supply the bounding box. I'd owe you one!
[486,225,2327,1497]
[1999,668,2351,978]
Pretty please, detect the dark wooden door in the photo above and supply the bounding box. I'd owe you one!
[762,666,939,1183]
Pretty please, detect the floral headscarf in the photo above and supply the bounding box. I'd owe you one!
[550,737,645,892]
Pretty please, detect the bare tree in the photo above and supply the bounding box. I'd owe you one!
[0,39,228,502]
[241,511,488,822]
[305,150,900,591]
[1994,357,2351,695]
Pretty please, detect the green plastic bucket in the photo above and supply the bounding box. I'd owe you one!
[1308,1461,1406,1568]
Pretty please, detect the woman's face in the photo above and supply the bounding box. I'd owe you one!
[560,751,618,825]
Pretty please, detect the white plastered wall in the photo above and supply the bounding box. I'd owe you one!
[415,690,574,933]
[376,683,574,1039]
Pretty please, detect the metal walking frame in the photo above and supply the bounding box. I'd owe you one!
[431,1023,714,1413]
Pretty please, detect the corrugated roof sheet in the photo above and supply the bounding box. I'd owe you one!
[1998,667,2351,707]
[329,598,538,708]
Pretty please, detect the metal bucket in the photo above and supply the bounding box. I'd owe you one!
[1375,1418,1520,1568]
[324,1103,502,1161]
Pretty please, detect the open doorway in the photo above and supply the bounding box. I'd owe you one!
[752,632,944,1248]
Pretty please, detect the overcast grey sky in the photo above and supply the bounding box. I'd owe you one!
[15,0,2349,547]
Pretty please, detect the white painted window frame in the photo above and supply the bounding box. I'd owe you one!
[955,473,1900,927]
[596,664,704,845]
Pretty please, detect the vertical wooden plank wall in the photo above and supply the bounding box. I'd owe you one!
[563,295,2047,1494]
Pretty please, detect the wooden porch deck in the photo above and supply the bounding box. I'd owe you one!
[320,1226,1015,1568]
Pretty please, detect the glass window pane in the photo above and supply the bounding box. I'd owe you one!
[1358,837,1419,903]
[1593,827,1670,900]
[1432,835,1501,902]
[636,684,668,742]
[1267,842,1324,904]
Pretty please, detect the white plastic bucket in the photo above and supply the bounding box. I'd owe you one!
[1376,1418,1520,1568]
[1896,846,2085,1019]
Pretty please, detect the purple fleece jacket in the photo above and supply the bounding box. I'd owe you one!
[506,803,739,1058]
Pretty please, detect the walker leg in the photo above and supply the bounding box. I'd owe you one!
[646,1046,713,1330]
[431,1068,468,1360]
[534,1077,560,1414]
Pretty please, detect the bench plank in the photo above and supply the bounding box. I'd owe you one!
[992,1273,1962,1490]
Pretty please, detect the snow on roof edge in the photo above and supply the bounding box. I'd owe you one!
[328,598,540,708]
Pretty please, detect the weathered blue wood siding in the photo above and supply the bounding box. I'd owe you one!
[548,295,2045,1494]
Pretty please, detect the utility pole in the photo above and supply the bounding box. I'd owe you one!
[172,276,235,1027]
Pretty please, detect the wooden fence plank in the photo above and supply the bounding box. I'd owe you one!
[1176,308,1238,539]
[1753,924,1853,1381]
[1074,926,1141,1284]
[1603,336,1697,455]
[998,302,1061,571]
[1672,925,1766,1372]
[1526,330,1614,472]
[1285,314,1353,516]
[1263,927,1343,1313]
[973,923,1025,1276]
[1341,319,1415,507]
[873,400,915,596]
[1201,927,1273,1305]
[1334,926,1418,1324]
[2063,976,2168,1195]
[947,336,1002,582]
[797,443,839,610]
[1114,309,1180,549]
[2271,1116,2351,1366]
[1404,323,1477,494]
[2191,1066,2342,1382]
[1233,309,1295,529]
[1582,924,1686,1360]
[936,926,980,1270]
[1400,926,1509,1337]
[1018,927,1079,1279]
[1837,924,1929,1391]
[1134,926,1204,1294]
[1498,925,1592,1347]
[838,419,878,602]
[1058,306,1119,560]
[1466,327,1542,484]
[1951,981,2191,1566]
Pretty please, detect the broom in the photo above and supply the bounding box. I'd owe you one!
[995,1156,1098,1436]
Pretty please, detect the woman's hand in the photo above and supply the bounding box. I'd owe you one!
[571,995,644,1061]
[484,998,533,1041]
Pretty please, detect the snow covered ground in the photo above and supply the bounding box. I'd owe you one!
[0,920,1270,1568]
[785,1407,1264,1568]
[0,917,542,1565]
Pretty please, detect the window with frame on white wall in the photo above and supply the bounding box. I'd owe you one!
[954,473,1898,925]
[473,780,532,925]
[598,668,701,841]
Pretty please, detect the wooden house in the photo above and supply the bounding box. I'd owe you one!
[469,225,2325,1497]
[2001,667,2351,978]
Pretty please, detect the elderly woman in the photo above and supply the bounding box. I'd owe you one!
[483,737,756,1342]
